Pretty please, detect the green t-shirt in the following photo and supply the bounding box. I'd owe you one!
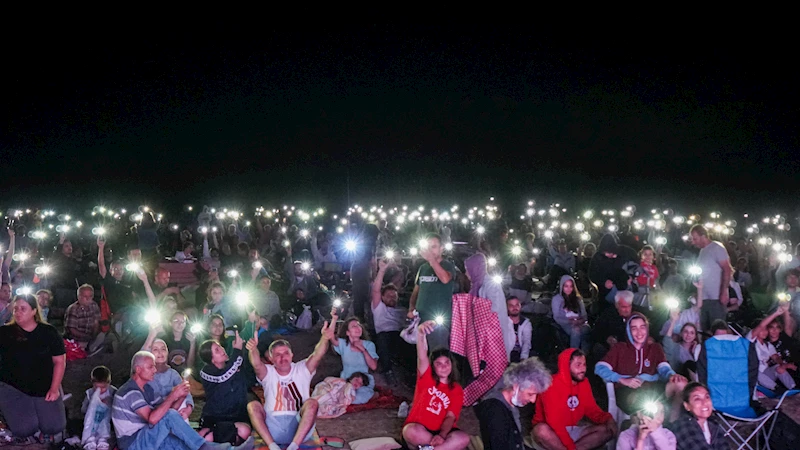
[414,260,457,322]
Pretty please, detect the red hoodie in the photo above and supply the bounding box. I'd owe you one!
[533,349,612,450]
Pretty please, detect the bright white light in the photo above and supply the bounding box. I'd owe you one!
[435,315,445,325]
[92,227,106,236]
[409,247,418,256]
[190,323,203,334]
[301,262,311,271]
[580,232,591,241]
[574,222,585,231]
[544,230,554,239]
[526,208,535,217]
[666,298,680,310]
[227,269,239,278]
[385,250,395,259]
[583,211,593,219]
[655,237,667,245]
[418,239,429,249]
[17,286,32,296]
[126,262,142,272]
[488,257,497,267]
[333,299,342,308]
[511,246,522,256]
[35,265,51,275]
[252,261,263,269]
[444,243,453,251]
[476,225,485,234]
[608,225,618,232]
[144,309,160,325]
[772,243,783,252]
[689,266,702,276]
[758,237,768,245]
[235,291,249,306]
[345,240,357,252]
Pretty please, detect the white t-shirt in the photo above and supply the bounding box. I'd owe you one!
[371,301,406,333]
[259,360,315,416]
[746,331,776,372]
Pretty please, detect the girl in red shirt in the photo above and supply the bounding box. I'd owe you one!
[636,245,660,289]
[402,321,469,450]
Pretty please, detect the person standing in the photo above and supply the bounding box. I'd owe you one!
[408,234,457,350]
[690,225,732,331]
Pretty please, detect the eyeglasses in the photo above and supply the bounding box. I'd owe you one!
[171,319,186,324]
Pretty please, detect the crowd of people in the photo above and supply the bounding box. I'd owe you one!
[1,199,799,449]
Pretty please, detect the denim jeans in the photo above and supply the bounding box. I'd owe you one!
[375,331,401,373]
[127,410,205,450]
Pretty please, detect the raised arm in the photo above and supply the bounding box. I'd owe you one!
[306,318,336,374]
[416,320,436,376]
[246,328,267,382]
[136,270,157,307]
[371,260,390,309]
[752,305,788,337]
[408,285,420,319]
[97,238,107,279]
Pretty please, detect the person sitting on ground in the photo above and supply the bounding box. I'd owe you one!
[112,351,254,450]
[506,297,532,363]
[669,382,729,450]
[246,316,334,450]
[661,259,687,296]
[746,304,797,391]
[64,284,105,354]
[204,282,237,328]
[370,258,405,382]
[533,349,616,450]
[310,372,368,419]
[766,310,800,385]
[477,357,552,450]
[139,338,194,421]
[327,314,379,405]
[662,319,701,379]
[660,281,703,337]
[0,294,66,444]
[402,320,470,450]
[595,313,688,422]
[36,289,53,322]
[615,400,677,450]
[81,366,117,450]
[198,331,252,445]
[593,290,640,357]
[551,275,591,352]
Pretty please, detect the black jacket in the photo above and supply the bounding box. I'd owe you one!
[476,397,527,450]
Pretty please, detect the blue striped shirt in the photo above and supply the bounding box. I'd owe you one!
[112,378,163,450]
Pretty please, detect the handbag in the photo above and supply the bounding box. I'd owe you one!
[400,311,420,344]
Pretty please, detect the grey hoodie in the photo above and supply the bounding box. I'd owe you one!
[551,274,587,329]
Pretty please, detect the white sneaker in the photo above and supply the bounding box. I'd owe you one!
[84,437,98,450]
[97,438,109,450]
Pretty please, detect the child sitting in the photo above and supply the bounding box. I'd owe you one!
[81,366,117,450]
[747,305,797,391]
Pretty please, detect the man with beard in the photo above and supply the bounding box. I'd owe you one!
[506,297,532,363]
[371,259,405,380]
[533,349,616,450]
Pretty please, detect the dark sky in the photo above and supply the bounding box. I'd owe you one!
[3,25,797,214]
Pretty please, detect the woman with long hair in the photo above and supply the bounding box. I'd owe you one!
[664,308,701,377]
[402,320,470,450]
[0,295,67,444]
[551,274,590,352]
[326,314,378,405]
[670,383,729,449]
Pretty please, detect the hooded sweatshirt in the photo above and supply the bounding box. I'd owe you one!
[589,234,637,301]
[595,314,675,383]
[533,349,612,450]
[551,275,588,330]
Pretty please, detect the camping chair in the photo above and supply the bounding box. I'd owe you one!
[605,382,631,428]
[698,334,789,450]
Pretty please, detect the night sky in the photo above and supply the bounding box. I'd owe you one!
[4,26,797,214]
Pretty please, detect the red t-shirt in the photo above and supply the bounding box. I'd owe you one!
[636,262,659,289]
[405,366,464,432]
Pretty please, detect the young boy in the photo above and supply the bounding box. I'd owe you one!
[81,366,117,450]
[198,332,252,445]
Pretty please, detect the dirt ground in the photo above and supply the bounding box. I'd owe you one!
[2,324,480,450]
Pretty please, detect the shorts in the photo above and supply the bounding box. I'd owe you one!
[566,426,587,442]
[266,413,316,445]
[199,413,251,429]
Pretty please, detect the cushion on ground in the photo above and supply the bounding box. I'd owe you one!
[348,437,401,450]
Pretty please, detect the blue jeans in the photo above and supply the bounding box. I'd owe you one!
[559,323,591,353]
[127,410,205,450]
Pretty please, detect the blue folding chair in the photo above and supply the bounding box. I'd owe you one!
[699,335,795,450]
